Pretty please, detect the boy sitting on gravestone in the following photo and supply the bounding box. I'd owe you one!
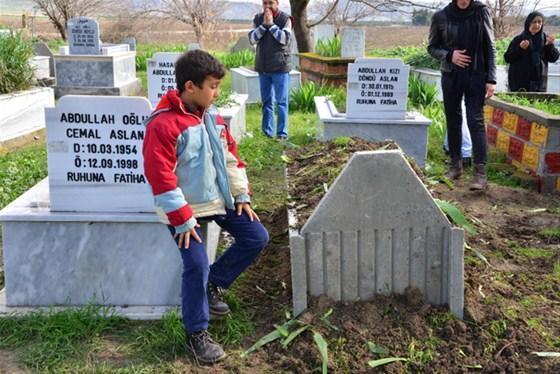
[142,50,269,364]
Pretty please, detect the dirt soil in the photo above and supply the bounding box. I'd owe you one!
[286,138,401,228]
[229,144,560,372]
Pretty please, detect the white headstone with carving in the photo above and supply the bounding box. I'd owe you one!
[346,58,409,120]
[147,52,181,107]
[45,96,154,212]
[67,17,100,55]
[341,27,365,58]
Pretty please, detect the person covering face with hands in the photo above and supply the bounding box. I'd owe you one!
[249,0,293,140]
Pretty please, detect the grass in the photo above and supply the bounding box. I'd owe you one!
[496,93,560,116]
[0,144,47,210]
[538,227,560,240]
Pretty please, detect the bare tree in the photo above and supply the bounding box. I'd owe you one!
[31,0,105,40]
[290,0,440,53]
[143,0,230,47]
[484,0,542,38]
[310,0,372,31]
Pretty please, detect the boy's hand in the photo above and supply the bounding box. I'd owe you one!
[175,224,202,249]
[236,203,260,222]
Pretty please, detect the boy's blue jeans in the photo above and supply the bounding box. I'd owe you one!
[258,72,290,138]
[168,209,269,333]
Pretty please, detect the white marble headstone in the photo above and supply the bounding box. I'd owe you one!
[346,58,409,120]
[313,24,335,49]
[188,43,200,51]
[147,52,181,107]
[67,17,100,55]
[341,27,365,58]
[45,96,154,212]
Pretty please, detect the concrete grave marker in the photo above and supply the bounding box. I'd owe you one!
[289,150,464,318]
[346,58,409,120]
[341,27,365,58]
[231,37,254,53]
[34,42,55,76]
[147,52,181,107]
[67,17,100,55]
[45,96,153,212]
[187,43,200,51]
[313,23,335,50]
[124,37,137,51]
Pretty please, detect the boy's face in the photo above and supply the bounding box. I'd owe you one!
[185,76,222,108]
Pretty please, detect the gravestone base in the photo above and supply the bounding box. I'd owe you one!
[0,87,54,144]
[230,67,301,103]
[54,52,140,98]
[315,96,432,167]
[0,179,221,315]
[54,78,142,98]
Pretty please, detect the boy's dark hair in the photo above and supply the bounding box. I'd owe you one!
[175,50,226,93]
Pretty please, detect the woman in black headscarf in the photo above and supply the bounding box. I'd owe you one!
[504,12,559,92]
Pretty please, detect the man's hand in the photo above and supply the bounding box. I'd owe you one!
[175,224,202,250]
[485,83,496,99]
[236,203,260,222]
[546,35,555,46]
[451,49,472,68]
[520,40,530,50]
[263,8,273,26]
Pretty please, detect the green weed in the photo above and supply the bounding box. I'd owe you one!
[0,304,127,370]
[0,30,35,94]
[515,246,554,260]
[497,93,560,116]
[538,227,560,240]
[315,36,341,57]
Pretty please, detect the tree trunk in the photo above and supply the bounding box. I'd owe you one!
[290,0,312,53]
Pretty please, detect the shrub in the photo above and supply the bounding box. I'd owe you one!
[289,81,346,112]
[315,36,341,57]
[0,31,35,94]
[408,74,438,108]
[369,45,439,70]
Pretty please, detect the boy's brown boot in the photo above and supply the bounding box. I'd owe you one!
[470,164,488,190]
[187,330,226,364]
[445,157,463,180]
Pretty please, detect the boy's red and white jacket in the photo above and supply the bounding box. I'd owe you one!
[142,90,250,234]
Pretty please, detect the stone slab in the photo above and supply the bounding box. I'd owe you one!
[45,96,153,213]
[0,87,54,143]
[54,52,137,89]
[54,79,142,98]
[217,94,248,142]
[33,42,55,76]
[29,56,50,80]
[67,17,100,55]
[315,96,431,167]
[0,179,221,307]
[312,24,335,50]
[147,52,181,107]
[346,58,409,120]
[230,67,301,103]
[288,150,464,318]
[341,27,365,58]
[101,44,130,56]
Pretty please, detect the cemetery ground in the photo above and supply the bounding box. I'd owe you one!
[1,70,560,371]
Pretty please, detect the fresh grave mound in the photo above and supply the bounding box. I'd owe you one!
[285,137,424,229]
